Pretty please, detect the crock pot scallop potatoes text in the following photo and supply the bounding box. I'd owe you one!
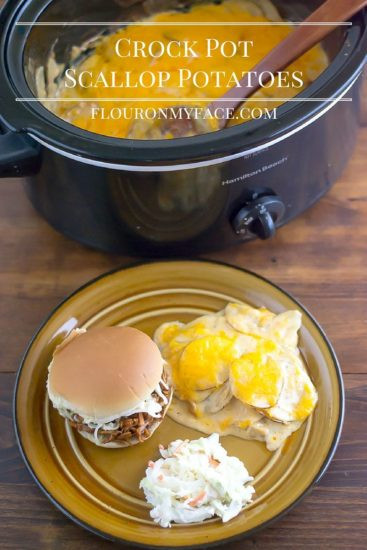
[154,303,318,451]
[45,0,329,139]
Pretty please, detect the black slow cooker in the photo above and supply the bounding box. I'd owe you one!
[0,0,366,256]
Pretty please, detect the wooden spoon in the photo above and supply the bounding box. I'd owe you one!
[210,0,367,128]
[159,0,367,138]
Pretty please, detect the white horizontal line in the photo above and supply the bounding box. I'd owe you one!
[16,97,353,102]
[15,21,353,26]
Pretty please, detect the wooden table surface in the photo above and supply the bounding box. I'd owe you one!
[1,128,366,549]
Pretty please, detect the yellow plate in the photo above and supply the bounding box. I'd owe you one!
[14,260,344,548]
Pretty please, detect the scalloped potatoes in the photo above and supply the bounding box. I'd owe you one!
[154,303,318,451]
[51,0,329,139]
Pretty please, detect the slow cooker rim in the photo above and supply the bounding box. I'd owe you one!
[23,77,357,173]
[1,0,366,167]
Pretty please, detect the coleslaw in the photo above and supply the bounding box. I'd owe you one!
[139,433,255,527]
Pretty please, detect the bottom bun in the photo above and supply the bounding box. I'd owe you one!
[70,388,172,448]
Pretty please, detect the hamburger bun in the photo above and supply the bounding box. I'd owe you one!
[47,326,171,447]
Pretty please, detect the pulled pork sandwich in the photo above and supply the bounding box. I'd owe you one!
[47,326,172,447]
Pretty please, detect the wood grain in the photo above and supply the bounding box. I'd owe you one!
[360,66,367,124]
[1,130,367,374]
[1,373,366,549]
[0,129,366,548]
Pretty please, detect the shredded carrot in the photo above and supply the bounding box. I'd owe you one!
[209,456,220,468]
[158,474,164,481]
[188,490,206,507]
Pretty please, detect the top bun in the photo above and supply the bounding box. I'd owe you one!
[47,326,164,421]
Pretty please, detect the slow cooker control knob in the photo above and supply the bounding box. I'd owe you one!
[232,196,285,240]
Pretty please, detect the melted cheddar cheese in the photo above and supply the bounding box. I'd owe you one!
[52,0,329,138]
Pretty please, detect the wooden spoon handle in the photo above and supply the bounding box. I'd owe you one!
[210,0,367,123]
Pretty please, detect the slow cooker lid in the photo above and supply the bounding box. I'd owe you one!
[0,0,366,167]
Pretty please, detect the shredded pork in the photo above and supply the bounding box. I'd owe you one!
[68,379,171,445]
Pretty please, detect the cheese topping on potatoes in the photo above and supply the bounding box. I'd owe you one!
[48,0,328,139]
[154,303,318,451]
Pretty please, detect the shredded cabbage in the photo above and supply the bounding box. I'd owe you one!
[56,378,169,445]
[140,433,255,527]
